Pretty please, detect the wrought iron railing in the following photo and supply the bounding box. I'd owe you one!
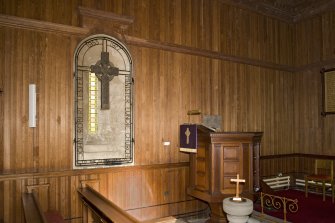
[260,192,298,222]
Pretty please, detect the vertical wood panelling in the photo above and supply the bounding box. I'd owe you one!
[0,0,335,222]
[293,69,335,155]
[260,155,335,179]
[321,11,335,61]
[37,35,73,171]
[0,24,4,172]
[295,18,322,67]
[293,10,335,156]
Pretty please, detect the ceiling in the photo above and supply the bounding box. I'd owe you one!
[222,0,335,22]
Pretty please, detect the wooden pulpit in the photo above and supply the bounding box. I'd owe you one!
[183,125,262,223]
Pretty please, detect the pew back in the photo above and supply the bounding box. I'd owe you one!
[22,192,47,223]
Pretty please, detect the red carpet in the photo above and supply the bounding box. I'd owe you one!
[255,189,335,223]
[44,210,66,223]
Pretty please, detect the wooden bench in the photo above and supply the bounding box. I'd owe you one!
[22,192,47,223]
[22,190,65,223]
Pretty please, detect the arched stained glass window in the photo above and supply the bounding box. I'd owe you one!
[74,34,134,168]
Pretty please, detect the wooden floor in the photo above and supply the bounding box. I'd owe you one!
[178,211,287,223]
[59,211,284,223]
[251,211,289,223]
[178,215,208,223]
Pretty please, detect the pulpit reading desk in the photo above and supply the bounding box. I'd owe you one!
[184,125,262,222]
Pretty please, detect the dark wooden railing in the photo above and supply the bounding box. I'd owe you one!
[77,185,180,223]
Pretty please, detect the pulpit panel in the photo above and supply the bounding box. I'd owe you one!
[222,178,235,194]
[223,146,239,159]
[195,147,209,192]
[221,145,244,194]
[242,143,252,192]
[223,162,239,175]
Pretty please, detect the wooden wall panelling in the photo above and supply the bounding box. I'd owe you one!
[259,155,335,179]
[0,0,302,68]
[293,70,322,154]
[179,52,191,128]
[150,28,161,165]
[132,47,198,165]
[158,0,169,43]
[200,58,210,116]
[137,47,152,165]
[292,10,335,156]
[0,3,308,164]
[189,55,200,124]
[143,169,158,208]
[0,1,81,30]
[147,0,158,41]
[321,11,335,61]
[0,22,4,173]
[0,26,77,173]
[14,180,21,222]
[0,182,3,222]
[220,62,297,155]
[167,51,179,163]
[2,181,11,222]
[189,0,199,48]
[211,59,221,116]
[211,0,220,52]
[42,34,73,171]
[202,0,212,51]
[246,66,260,130]
[173,0,182,45]
[294,17,322,67]
[157,50,169,163]
[180,0,191,47]
[123,31,295,72]
[2,28,33,173]
[69,175,83,222]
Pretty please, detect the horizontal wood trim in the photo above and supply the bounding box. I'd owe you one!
[126,35,335,73]
[125,35,295,72]
[0,14,89,36]
[0,162,189,181]
[260,153,335,160]
[295,58,335,73]
[78,6,134,26]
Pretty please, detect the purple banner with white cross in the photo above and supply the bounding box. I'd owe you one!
[179,124,197,153]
